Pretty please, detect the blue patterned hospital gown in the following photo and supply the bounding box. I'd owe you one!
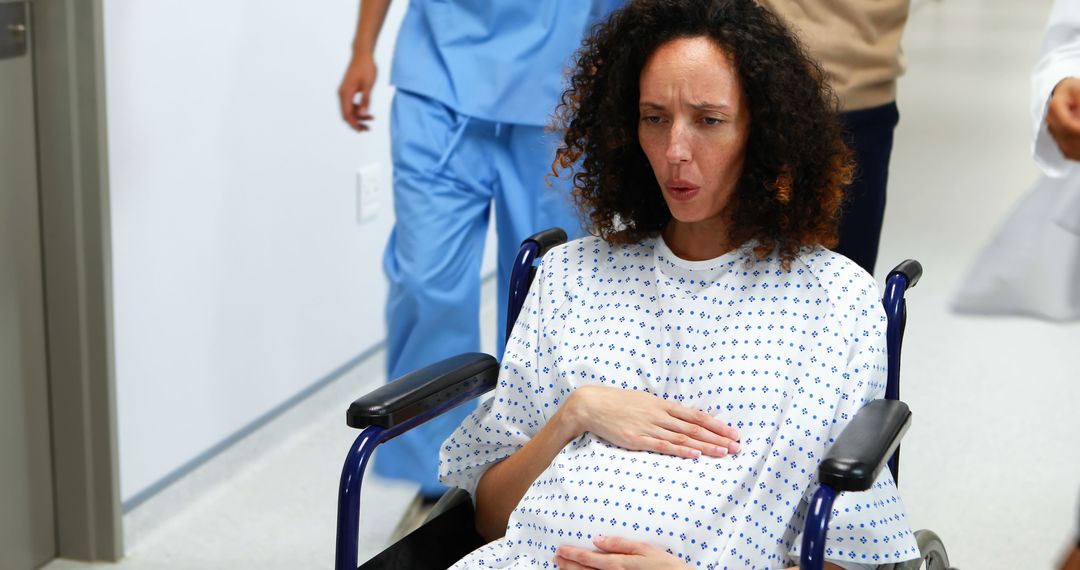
[439,236,921,569]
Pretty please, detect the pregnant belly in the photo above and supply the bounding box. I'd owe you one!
[506,435,756,561]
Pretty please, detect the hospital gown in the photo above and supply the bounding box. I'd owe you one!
[440,236,920,569]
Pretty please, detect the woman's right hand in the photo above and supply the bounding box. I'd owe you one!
[564,385,741,459]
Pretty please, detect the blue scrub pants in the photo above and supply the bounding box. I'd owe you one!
[373,90,583,496]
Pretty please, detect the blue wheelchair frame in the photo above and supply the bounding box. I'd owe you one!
[336,229,922,570]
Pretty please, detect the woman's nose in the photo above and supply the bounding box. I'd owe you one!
[665,126,691,164]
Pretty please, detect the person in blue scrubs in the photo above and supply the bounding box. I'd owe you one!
[338,0,624,499]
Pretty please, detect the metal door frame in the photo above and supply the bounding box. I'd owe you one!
[31,0,122,561]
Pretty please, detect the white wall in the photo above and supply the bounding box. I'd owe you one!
[102,0,414,503]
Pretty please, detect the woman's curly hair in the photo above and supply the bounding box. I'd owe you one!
[553,0,854,265]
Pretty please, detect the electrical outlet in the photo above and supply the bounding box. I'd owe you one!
[356,164,381,222]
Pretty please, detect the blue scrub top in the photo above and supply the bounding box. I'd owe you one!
[390,0,625,127]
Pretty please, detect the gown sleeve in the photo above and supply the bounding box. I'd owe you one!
[438,252,560,498]
[790,264,922,567]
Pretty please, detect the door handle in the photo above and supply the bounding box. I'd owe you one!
[0,2,29,60]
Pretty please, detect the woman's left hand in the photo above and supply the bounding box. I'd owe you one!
[553,535,690,570]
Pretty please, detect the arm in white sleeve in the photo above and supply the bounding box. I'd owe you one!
[1033,0,1080,176]
[439,247,569,500]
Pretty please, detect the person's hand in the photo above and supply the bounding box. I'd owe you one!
[565,385,740,459]
[338,53,377,132]
[1046,76,1080,160]
[554,535,690,570]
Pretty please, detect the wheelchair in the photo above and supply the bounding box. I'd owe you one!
[335,229,954,570]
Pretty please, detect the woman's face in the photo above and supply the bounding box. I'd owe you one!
[638,36,750,235]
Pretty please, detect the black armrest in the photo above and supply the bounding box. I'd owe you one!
[347,353,499,429]
[818,399,911,492]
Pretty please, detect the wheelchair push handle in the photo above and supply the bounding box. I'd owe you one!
[887,259,922,289]
[522,228,568,258]
[508,228,569,341]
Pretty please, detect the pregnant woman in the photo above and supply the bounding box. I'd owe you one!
[439,1,921,568]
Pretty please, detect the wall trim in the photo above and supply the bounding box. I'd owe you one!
[121,342,386,513]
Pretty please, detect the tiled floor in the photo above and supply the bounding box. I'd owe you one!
[45,0,1080,568]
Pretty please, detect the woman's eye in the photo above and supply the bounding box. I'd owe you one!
[641,115,662,124]
[702,117,724,126]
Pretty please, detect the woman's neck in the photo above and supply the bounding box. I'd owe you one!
[661,220,734,261]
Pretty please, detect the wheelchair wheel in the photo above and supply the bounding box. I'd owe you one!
[892,529,952,570]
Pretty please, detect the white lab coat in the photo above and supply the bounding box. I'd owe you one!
[953,0,1080,320]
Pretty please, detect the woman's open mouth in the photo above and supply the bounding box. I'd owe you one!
[665,180,700,201]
